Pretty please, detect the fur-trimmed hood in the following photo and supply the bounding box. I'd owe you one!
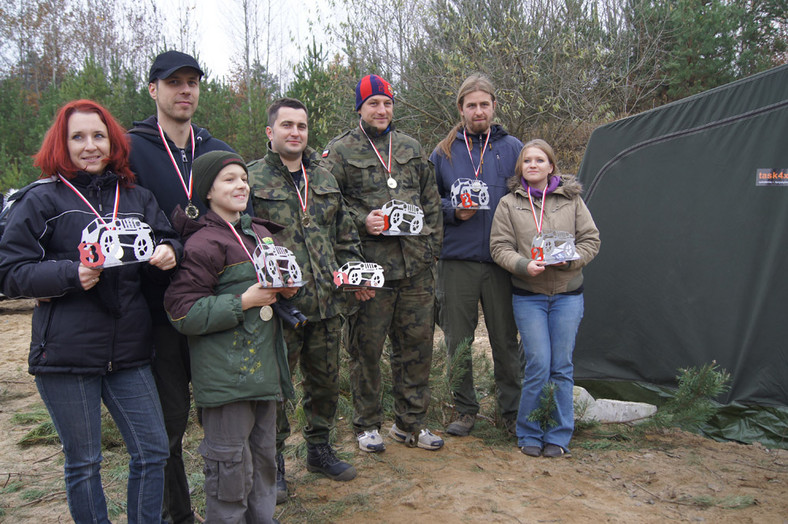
[506,174,584,199]
[491,173,600,296]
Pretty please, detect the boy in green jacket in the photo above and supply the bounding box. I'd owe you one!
[165,151,294,523]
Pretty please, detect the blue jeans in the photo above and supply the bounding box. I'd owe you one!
[512,293,584,450]
[36,366,169,524]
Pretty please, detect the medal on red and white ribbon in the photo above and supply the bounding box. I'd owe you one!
[359,122,396,188]
[463,128,490,180]
[527,189,547,262]
[157,122,198,218]
[61,175,122,266]
[294,163,310,227]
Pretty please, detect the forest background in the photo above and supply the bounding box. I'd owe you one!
[1,0,786,194]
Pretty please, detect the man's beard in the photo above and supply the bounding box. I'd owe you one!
[465,118,491,135]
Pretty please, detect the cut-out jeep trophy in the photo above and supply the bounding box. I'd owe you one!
[252,243,304,287]
[333,261,385,289]
[531,231,581,265]
[78,217,154,268]
[380,199,424,235]
[450,178,490,209]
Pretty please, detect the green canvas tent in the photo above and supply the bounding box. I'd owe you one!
[574,64,788,447]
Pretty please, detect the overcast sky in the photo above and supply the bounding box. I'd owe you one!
[187,0,342,85]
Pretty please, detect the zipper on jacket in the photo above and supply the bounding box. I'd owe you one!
[179,148,192,178]
[97,184,103,213]
[107,281,120,373]
[38,302,57,353]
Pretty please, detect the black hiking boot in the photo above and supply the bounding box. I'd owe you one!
[275,452,287,504]
[306,443,357,481]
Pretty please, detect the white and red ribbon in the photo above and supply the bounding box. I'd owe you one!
[463,129,491,179]
[359,122,393,181]
[224,219,261,284]
[156,122,196,203]
[294,163,309,216]
[59,174,119,226]
[527,190,546,237]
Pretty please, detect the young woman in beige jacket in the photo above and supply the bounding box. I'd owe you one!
[490,139,600,458]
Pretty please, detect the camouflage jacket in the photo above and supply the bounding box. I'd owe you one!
[320,121,442,280]
[248,146,363,320]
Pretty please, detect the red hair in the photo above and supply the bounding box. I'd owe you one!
[33,99,136,187]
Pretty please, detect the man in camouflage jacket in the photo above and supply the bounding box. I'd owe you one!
[320,75,444,452]
[248,98,363,500]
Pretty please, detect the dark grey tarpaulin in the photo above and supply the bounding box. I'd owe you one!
[574,64,788,447]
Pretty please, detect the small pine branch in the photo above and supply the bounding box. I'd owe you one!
[651,361,731,431]
[19,421,59,447]
[430,336,473,425]
[446,337,473,394]
[527,382,559,431]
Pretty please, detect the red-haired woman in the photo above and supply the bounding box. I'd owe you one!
[0,100,181,523]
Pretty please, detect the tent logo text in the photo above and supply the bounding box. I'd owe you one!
[756,168,788,186]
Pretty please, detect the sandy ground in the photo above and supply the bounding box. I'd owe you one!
[1,298,787,523]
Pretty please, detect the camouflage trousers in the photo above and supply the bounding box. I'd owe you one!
[276,315,342,450]
[347,265,436,434]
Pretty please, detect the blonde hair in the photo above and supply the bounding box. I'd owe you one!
[515,139,559,180]
[436,74,496,159]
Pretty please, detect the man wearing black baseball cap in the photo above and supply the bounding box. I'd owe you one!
[128,51,237,524]
[148,50,205,83]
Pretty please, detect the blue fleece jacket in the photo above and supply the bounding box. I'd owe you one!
[430,124,522,262]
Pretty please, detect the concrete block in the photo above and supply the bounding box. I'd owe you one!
[573,386,596,419]
[574,386,657,423]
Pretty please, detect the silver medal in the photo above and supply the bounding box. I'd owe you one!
[387,177,397,189]
[259,305,273,321]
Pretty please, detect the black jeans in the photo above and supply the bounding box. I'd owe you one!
[152,323,195,524]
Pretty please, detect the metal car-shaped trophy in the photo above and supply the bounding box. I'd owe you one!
[78,217,154,268]
[333,261,385,288]
[450,178,490,209]
[531,231,581,265]
[380,199,424,235]
[252,243,304,287]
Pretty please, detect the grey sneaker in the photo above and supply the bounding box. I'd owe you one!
[389,424,444,450]
[446,413,475,436]
[357,429,386,452]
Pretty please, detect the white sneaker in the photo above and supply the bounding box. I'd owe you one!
[389,424,444,450]
[357,429,386,452]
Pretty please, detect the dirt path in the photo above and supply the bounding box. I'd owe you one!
[1,299,787,523]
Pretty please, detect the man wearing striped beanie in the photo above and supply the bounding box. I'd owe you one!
[320,75,444,454]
